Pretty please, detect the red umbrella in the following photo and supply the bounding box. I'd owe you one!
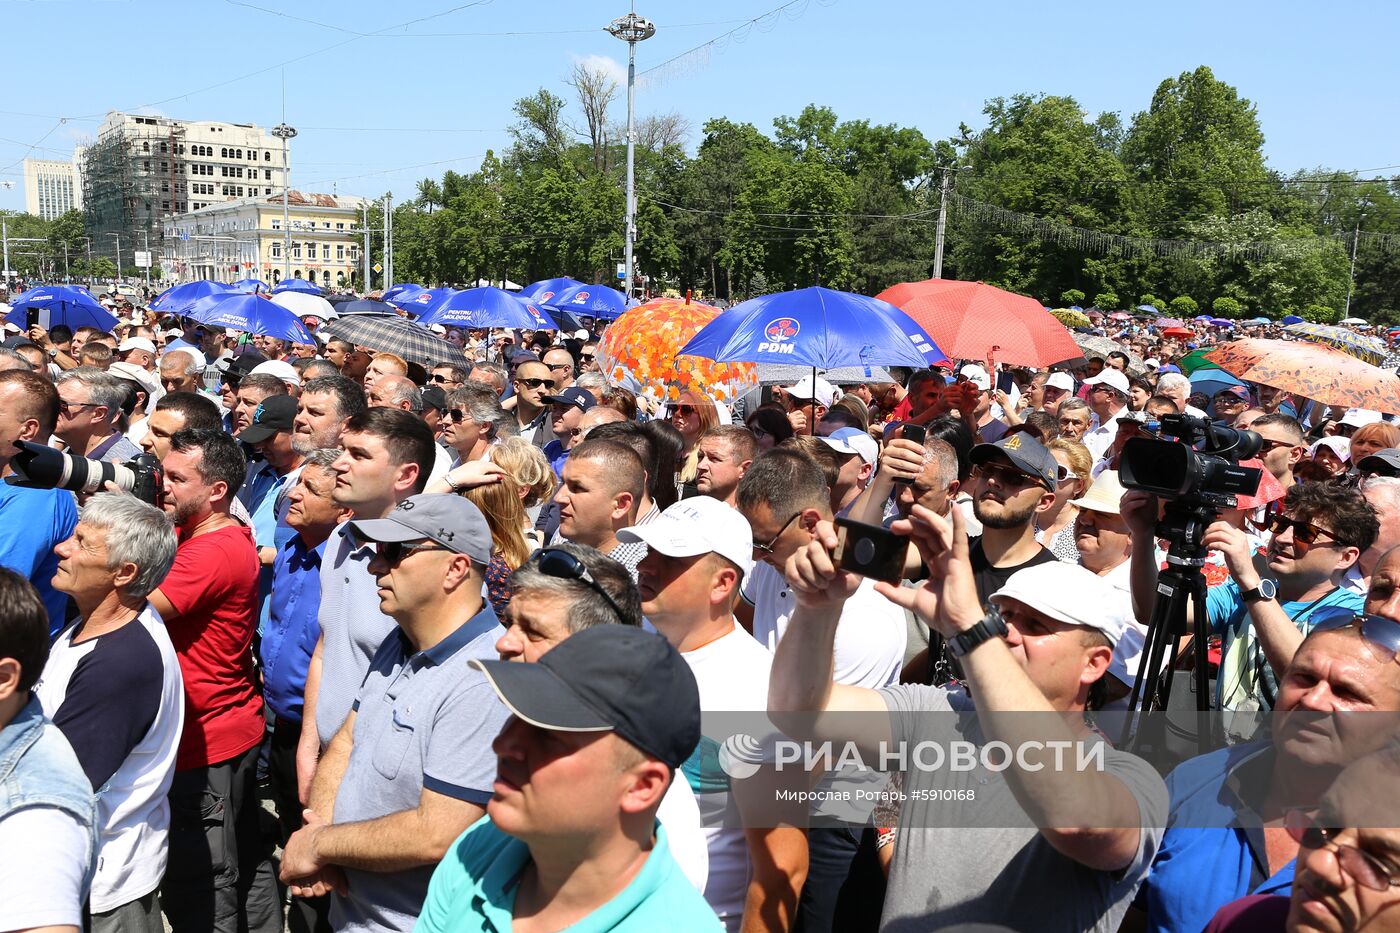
[874,278,1081,367]
[1162,326,1194,339]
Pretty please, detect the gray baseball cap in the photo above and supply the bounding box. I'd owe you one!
[347,494,492,565]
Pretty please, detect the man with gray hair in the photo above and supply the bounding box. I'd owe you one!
[55,367,143,463]
[38,493,184,931]
[1154,371,1208,418]
[367,374,453,486]
[158,348,206,395]
[1354,474,1400,591]
[466,361,509,397]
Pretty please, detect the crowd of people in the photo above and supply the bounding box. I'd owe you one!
[0,285,1399,933]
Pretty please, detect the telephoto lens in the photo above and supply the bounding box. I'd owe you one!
[6,440,165,507]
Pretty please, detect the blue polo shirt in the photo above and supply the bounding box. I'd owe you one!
[414,818,722,933]
[1137,742,1295,933]
[330,605,509,933]
[260,535,326,722]
[0,483,78,636]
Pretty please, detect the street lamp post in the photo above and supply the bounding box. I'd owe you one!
[606,9,655,302]
[272,123,298,284]
[1345,206,1367,317]
[1,180,12,289]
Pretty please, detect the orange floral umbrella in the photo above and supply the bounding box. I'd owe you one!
[1204,338,1400,414]
[596,297,759,404]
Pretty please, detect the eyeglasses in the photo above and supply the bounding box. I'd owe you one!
[1251,512,1342,551]
[1285,809,1400,891]
[374,540,452,566]
[517,377,555,390]
[669,404,696,418]
[1309,607,1400,664]
[971,461,1045,490]
[753,511,801,555]
[58,400,98,415]
[535,548,628,623]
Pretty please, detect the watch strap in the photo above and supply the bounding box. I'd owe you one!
[949,605,1008,658]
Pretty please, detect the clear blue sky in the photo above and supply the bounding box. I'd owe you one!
[3,0,1398,212]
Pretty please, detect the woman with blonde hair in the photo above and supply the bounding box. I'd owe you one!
[487,436,557,544]
[668,390,719,486]
[461,477,533,617]
[1038,438,1094,563]
[1347,421,1399,466]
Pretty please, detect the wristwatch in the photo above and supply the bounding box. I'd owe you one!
[1242,579,1278,604]
[948,604,1009,658]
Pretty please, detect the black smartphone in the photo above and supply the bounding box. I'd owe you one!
[893,423,925,484]
[833,517,908,585]
[25,307,38,331]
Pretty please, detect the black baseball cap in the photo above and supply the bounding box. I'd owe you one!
[470,625,701,769]
[421,384,448,413]
[970,432,1058,490]
[1358,448,1400,478]
[543,386,596,413]
[236,395,297,444]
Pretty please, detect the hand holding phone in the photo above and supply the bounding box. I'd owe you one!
[891,423,925,484]
[833,517,909,585]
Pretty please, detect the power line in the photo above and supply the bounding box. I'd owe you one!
[638,0,835,87]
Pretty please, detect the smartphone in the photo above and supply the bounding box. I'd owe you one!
[893,423,925,484]
[25,307,37,331]
[833,517,909,585]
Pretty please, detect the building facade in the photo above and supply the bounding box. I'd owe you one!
[82,113,290,270]
[23,158,83,220]
[162,191,366,287]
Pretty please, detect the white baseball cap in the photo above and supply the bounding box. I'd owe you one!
[1310,436,1351,464]
[617,496,754,579]
[819,427,878,466]
[1341,408,1383,429]
[958,364,991,391]
[990,562,1127,647]
[107,361,160,396]
[250,359,302,388]
[786,375,838,407]
[117,337,157,355]
[1083,368,1130,396]
[1045,372,1075,393]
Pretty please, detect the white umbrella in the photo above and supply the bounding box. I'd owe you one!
[271,291,338,321]
[1341,316,1368,325]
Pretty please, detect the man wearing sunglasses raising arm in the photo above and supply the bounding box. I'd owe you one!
[509,359,557,449]
[280,494,509,933]
[1123,482,1377,720]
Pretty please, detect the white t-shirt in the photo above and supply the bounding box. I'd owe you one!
[656,767,708,895]
[35,606,185,912]
[0,796,91,930]
[743,561,905,689]
[680,623,776,932]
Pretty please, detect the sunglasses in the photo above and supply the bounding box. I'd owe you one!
[1285,809,1400,891]
[547,362,573,372]
[1258,437,1297,453]
[446,408,474,424]
[374,540,451,566]
[430,374,455,384]
[535,548,627,623]
[517,377,556,390]
[1250,512,1341,551]
[753,511,801,555]
[579,353,595,362]
[1309,607,1400,664]
[972,461,1047,491]
[669,404,697,417]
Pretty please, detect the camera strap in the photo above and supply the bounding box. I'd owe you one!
[1251,586,1338,709]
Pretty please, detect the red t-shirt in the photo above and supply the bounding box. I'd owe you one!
[158,523,265,770]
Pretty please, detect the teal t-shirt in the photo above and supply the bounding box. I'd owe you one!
[415,817,721,933]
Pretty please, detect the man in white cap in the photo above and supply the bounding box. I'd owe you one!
[1080,367,1131,462]
[117,336,157,371]
[818,426,878,516]
[782,374,836,434]
[956,364,1010,442]
[250,359,302,397]
[620,497,807,933]
[772,512,1167,931]
[1041,371,1077,417]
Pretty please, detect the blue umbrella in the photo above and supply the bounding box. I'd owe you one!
[151,280,238,316]
[233,278,269,293]
[186,292,314,344]
[1248,316,1271,324]
[422,287,553,330]
[1190,368,1245,400]
[678,287,949,371]
[520,277,585,304]
[1136,304,1159,314]
[1209,318,1235,328]
[6,285,118,331]
[272,278,322,295]
[1193,314,1214,322]
[1281,314,1305,325]
[543,305,585,332]
[382,283,425,303]
[544,284,629,321]
[388,287,458,317]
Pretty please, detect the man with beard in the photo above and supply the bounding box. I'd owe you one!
[291,376,367,456]
[962,434,1061,603]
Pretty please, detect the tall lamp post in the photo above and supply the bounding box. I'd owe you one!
[1,180,13,289]
[606,9,655,301]
[272,122,298,284]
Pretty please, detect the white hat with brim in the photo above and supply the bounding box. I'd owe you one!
[1068,470,1127,515]
[990,563,1127,646]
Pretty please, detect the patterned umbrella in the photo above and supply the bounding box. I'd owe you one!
[1205,338,1400,414]
[875,278,1079,367]
[1050,308,1091,328]
[1282,322,1386,366]
[1069,334,1147,373]
[1154,317,1186,329]
[597,297,758,403]
[321,313,468,368]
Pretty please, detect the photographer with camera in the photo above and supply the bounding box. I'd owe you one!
[0,370,78,636]
[1123,482,1375,716]
[771,503,1167,931]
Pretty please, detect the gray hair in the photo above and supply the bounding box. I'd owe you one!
[384,380,423,413]
[162,348,205,375]
[1156,372,1190,396]
[79,493,177,599]
[573,371,610,396]
[0,347,35,372]
[509,543,642,630]
[448,383,512,439]
[301,448,343,472]
[920,436,959,491]
[300,359,340,381]
[1362,475,1400,507]
[1058,397,1091,417]
[467,360,509,394]
[56,367,127,423]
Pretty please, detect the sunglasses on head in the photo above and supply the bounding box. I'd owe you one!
[535,548,628,623]
[517,377,555,390]
[1285,808,1400,891]
[1308,606,1400,664]
[374,540,451,565]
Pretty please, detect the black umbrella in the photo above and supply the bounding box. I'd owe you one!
[338,299,399,315]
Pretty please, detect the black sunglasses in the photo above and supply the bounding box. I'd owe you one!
[446,408,472,424]
[517,377,555,390]
[535,548,628,623]
[1250,512,1342,550]
[374,540,451,565]
[669,404,697,417]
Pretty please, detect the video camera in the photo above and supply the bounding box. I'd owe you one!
[6,440,164,508]
[1119,414,1262,510]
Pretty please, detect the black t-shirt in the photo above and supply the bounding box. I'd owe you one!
[968,537,1059,607]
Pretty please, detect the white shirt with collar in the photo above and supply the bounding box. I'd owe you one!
[1083,404,1127,462]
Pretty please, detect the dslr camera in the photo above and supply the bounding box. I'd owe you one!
[1119,413,1262,509]
[6,440,165,508]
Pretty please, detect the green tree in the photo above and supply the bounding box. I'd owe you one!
[1212,296,1243,318]
[1168,296,1199,314]
[1061,289,1086,306]
[1092,290,1119,309]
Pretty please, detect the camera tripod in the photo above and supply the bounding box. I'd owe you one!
[1117,500,1218,752]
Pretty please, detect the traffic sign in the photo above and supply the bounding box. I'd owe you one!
[372,262,383,274]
